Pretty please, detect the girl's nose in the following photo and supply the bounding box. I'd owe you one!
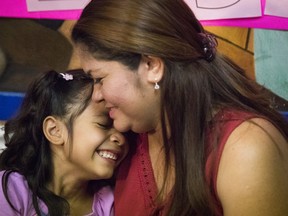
[92,84,104,102]
[110,132,126,147]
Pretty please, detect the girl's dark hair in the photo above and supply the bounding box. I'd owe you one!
[0,69,94,215]
[72,0,288,215]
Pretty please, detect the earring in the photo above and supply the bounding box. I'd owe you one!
[154,82,160,90]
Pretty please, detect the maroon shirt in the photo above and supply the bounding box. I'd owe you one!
[114,109,259,216]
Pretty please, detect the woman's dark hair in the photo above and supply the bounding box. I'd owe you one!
[72,0,288,215]
[0,69,94,215]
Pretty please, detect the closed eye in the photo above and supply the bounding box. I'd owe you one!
[97,122,113,130]
[94,78,103,84]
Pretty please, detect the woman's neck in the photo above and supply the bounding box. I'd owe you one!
[148,128,175,200]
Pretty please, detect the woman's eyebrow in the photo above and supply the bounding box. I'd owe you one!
[86,69,102,76]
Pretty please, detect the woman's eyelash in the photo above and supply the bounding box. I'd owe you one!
[94,78,102,84]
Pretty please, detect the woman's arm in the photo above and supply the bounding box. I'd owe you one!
[217,118,288,216]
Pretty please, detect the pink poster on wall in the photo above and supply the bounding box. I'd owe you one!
[185,0,262,20]
[265,0,288,18]
[200,0,288,30]
[26,0,90,12]
[0,0,288,30]
[0,0,83,20]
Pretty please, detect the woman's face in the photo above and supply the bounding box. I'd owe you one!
[77,46,161,133]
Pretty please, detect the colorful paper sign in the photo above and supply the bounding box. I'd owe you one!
[185,0,262,20]
[265,0,288,18]
[0,0,288,30]
[26,0,90,12]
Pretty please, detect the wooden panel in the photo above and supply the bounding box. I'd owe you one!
[58,20,80,70]
[247,29,254,52]
[205,26,249,49]
[216,36,255,80]
[204,26,255,80]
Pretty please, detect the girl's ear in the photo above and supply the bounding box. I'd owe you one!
[142,55,164,85]
[43,116,66,145]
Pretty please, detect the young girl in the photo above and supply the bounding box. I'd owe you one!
[0,69,129,216]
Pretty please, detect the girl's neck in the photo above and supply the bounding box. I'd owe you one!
[47,179,94,216]
[47,177,89,198]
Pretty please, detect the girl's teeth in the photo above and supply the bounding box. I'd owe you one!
[98,151,118,160]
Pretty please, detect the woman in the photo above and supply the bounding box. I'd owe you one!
[71,0,288,215]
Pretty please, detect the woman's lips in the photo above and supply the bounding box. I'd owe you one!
[109,107,115,119]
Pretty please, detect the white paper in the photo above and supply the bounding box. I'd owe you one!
[185,0,262,20]
[26,0,91,12]
[265,0,288,18]
[0,126,5,153]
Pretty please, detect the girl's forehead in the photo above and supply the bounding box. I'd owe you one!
[89,100,107,112]
[79,102,108,120]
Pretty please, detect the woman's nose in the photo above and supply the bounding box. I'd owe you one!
[92,84,104,102]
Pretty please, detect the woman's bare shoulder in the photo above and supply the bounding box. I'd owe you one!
[216,118,288,216]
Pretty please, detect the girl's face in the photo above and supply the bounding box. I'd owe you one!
[77,47,162,134]
[66,102,128,180]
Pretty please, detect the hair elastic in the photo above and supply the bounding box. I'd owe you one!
[198,33,218,62]
[59,73,73,81]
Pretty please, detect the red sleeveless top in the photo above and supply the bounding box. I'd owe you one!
[114,109,259,216]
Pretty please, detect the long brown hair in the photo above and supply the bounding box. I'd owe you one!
[72,0,288,215]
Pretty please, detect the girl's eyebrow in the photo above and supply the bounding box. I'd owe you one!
[93,113,107,118]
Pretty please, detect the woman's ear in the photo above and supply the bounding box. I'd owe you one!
[43,116,66,145]
[143,55,164,85]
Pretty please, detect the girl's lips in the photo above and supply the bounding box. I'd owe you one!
[97,150,118,161]
[97,149,124,165]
